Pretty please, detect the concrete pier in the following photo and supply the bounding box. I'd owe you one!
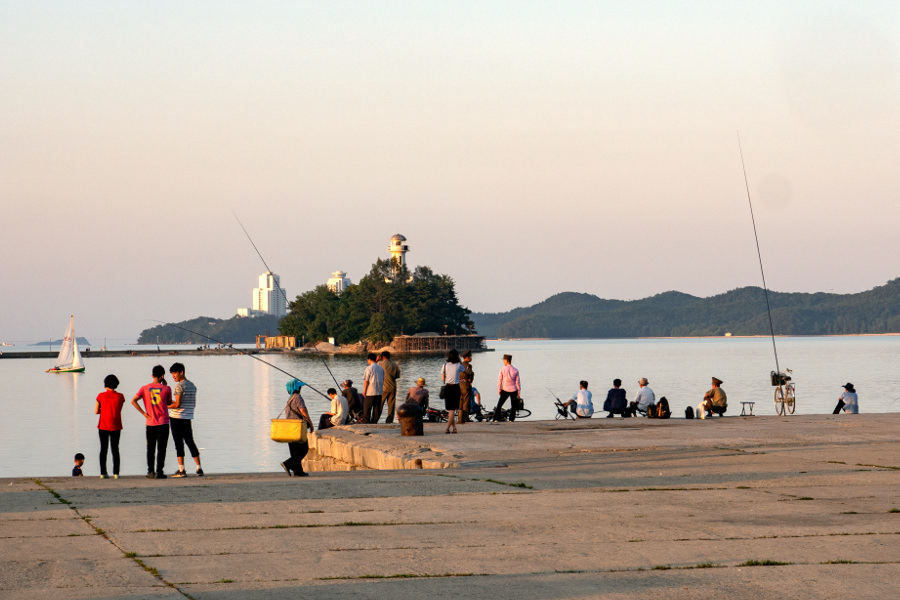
[2,414,899,599]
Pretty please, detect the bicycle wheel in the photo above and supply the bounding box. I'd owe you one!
[774,386,785,416]
[785,385,796,414]
[516,408,532,419]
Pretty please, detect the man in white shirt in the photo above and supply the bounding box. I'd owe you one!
[564,381,593,418]
[631,377,656,416]
[362,353,385,424]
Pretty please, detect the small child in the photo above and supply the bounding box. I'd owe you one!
[72,453,85,477]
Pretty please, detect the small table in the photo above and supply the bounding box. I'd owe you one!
[740,401,755,416]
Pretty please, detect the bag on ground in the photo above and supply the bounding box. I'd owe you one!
[685,405,694,419]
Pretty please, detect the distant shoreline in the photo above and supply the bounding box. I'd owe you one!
[489,332,900,341]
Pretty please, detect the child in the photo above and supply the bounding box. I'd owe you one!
[72,453,85,476]
[96,374,125,479]
[131,365,172,479]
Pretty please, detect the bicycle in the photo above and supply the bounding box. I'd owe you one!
[483,406,532,421]
[771,368,796,415]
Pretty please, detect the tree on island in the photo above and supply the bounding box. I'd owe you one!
[279,259,475,344]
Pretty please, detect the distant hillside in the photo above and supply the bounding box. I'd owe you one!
[137,315,281,344]
[472,278,900,338]
[36,337,92,347]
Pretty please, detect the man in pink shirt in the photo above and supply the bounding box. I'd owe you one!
[130,365,172,479]
[494,354,522,422]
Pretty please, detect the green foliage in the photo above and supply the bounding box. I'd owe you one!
[473,278,900,338]
[137,315,281,344]
[279,259,474,344]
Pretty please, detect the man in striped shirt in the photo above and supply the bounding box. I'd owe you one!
[169,362,203,477]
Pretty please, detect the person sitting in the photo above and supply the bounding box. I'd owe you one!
[604,379,628,417]
[627,378,655,417]
[341,380,363,423]
[562,380,594,418]
[318,388,349,430]
[405,377,430,410]
[698,377,727,419]
[834,382,858,414]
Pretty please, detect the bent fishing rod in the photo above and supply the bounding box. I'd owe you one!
[738,132,781,376]
[231,209,346,392]
[147,319,331,400]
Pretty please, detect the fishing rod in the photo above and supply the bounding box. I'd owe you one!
[231,209,346,393]
[738,132,781,376]
[148,319,331,400]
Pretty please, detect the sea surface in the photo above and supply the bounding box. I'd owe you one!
[2,336,898,478]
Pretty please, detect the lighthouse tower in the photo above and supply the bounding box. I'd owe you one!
[388,234,409,269]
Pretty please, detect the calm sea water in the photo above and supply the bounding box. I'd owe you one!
[2,336,898,478]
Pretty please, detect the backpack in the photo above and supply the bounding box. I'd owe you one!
[656,396,671,419]
[685,405,694,419]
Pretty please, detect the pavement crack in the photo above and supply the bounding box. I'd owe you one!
[32,479,197,600]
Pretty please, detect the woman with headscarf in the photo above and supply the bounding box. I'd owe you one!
[281,379,314,477]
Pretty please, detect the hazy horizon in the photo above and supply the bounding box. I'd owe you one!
[3,2,899,343]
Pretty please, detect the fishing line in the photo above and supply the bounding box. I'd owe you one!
[231,209,347,393]
[147,319,331,400]
[738,132,781,376]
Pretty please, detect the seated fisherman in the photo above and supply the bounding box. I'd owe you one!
[699,377,727,419]
[562,381,594,418]
[628,377,655,416]
[318,388,349,430]
[405,377,430,410]
[604,379,628,417]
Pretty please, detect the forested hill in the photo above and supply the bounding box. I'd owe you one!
[137,315,281,344]
[472,278,900,338]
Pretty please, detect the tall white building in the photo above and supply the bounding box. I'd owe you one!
[237,271,286,317]
[326,270,352,294]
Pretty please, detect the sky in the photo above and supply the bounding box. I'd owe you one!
[2,1,899,344]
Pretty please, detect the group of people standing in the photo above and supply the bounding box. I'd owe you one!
[83,363,203,479]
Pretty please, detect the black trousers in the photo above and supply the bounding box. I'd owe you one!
[363,395,383,424]
[494,390,519,421]
[284,441,309,474]
[98,429,120,476]
[146,424,169,475]
[318,413,334,430]
[170,418,200,458]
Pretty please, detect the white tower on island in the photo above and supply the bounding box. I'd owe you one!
[388,234,409,268]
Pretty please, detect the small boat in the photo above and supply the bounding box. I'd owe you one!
[47,315,85,373]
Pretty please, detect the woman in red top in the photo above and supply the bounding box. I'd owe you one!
[95,374,125,479]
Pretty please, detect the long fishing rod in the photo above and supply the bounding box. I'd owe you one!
[148,319,331,400]
[231,210,346,392]
[738,132,781,376]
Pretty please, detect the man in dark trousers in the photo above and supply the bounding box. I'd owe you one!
[459,350,474,423]
[377,351,401,424]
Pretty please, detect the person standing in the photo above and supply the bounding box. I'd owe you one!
[378,351,401,424]
[168,362,203,477]
[630,378,656,416]
[362,353,385,424]
[280,379,314,477]
[130,365,172,479]
[95,374,125,479]
[834,382,858,414]
[459,350,475,423]
[441,349,465,433]
[494,354,521,422]
[699,377,728,419]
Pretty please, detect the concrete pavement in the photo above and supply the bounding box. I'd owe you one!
[2,414,899,599]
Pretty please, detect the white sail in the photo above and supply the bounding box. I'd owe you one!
[53,315,76,369]
[49,315,84,372]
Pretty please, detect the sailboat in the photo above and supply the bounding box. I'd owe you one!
[47,315,85,373]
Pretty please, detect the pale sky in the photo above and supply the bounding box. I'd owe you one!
[2,1,899,344]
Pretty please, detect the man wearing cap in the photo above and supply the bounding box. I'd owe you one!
[699,377,727,419]
[459,350,475,423]
[362,353,385,424]
[406,377,430,409]
[494,354,521,422]
[341,380,362,421]
[628,377,655,416]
